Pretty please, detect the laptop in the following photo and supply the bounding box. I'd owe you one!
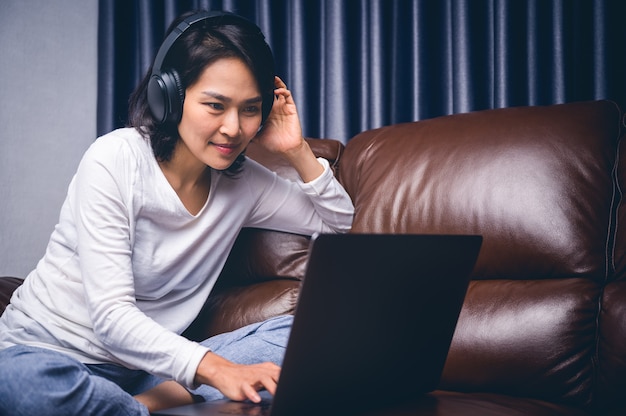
[154,233,482,416]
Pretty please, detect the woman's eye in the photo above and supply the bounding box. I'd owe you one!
[205,103,224,111]
[243,106,260,115]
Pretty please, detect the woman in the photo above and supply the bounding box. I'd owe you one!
[0,10,353,416]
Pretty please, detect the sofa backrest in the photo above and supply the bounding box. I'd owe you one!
[339,100,623,411]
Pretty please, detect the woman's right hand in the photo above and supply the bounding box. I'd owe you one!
[195,351,281,403]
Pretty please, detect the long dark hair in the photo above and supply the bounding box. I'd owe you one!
[128,11,275,175]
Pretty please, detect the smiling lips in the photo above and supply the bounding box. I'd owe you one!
[211,142,240,156]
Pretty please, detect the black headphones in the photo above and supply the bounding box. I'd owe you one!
[147,11,272,125]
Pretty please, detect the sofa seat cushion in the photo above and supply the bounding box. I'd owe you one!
[441,278,599,408]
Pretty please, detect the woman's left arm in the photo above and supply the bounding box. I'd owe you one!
[250,77,354,234]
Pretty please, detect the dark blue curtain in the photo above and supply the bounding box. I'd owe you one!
[98,0,626,144]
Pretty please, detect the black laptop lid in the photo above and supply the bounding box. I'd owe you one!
[269,233,482,415]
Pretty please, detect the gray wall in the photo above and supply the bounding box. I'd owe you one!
[0,0,98,277]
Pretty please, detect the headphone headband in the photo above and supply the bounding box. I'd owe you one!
[151,11,262,78]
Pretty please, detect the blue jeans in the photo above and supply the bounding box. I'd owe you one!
[0,315,292,416]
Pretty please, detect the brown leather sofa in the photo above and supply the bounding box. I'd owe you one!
[1,100,625,415]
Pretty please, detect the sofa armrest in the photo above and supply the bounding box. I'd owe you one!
[245,137,344,181]
[0,276,23,316]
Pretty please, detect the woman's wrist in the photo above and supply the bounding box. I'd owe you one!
[282,139,324,183]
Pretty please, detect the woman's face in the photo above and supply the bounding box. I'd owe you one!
[177,57,263,171]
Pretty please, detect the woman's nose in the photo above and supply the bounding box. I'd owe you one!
[219,110,240,137]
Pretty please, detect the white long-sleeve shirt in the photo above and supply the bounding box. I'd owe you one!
[0,128,354,389]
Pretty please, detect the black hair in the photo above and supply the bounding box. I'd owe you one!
[127,11,275,175]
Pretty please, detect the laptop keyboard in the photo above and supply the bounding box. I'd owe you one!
[217,399,272,415]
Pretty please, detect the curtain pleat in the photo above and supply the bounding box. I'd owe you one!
[98,0,626,144]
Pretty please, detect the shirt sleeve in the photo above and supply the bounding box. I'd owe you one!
[73,138,208,388]
[244,157,354,234]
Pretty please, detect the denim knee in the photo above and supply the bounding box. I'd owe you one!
[0,345,149,416]
[200,315,293,354]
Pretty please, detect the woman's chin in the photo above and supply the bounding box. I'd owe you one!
[206,154,242,172]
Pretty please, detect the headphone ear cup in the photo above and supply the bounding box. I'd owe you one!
[147,69,185,124]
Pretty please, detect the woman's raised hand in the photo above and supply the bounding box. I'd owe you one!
[254,77,324,182]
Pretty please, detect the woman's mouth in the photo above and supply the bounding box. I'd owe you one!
[211,142,239,156]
